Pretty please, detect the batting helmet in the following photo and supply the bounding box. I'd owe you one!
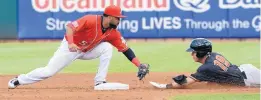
[186,38,212,58]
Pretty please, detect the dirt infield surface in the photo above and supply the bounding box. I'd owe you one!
[0,72,259,100]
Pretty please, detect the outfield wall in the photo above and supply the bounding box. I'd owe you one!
[0,0,17,39]
[4,0,261,39]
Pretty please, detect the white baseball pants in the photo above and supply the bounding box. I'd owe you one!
[239,64,260,87]
[17,37,113,85]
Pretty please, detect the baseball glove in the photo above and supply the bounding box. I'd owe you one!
[137,63,150,80]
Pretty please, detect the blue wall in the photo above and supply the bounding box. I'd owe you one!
[17,0,261,39]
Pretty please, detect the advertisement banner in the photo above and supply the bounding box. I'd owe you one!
[18,0,261,39]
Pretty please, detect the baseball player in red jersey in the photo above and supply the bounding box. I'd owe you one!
[8,5,149,90]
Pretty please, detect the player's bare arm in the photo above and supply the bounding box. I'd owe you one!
[122,48,150,80]
[150,75,197,89]
[109,31,149,81]
[65,26,80,52]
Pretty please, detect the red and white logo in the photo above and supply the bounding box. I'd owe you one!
[32,0,170,13]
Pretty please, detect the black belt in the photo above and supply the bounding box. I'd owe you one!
[241,71,247,79]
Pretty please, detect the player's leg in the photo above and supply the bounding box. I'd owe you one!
[246,64,261,87]
[8,38,82,88]
[78,42,113,85]
[239,64,260,87]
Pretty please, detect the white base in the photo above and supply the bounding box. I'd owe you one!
[94,82,129,90]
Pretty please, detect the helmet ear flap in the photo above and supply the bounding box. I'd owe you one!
[196,51,209,58]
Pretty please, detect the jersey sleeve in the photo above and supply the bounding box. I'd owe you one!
[190,65,212,82]
[67,15,89,32]
[108,30,129,52]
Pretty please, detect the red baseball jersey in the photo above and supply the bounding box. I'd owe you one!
[66,15,128,52]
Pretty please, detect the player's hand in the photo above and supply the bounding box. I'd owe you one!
[68,43,80,52]
[137,63,150,80]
